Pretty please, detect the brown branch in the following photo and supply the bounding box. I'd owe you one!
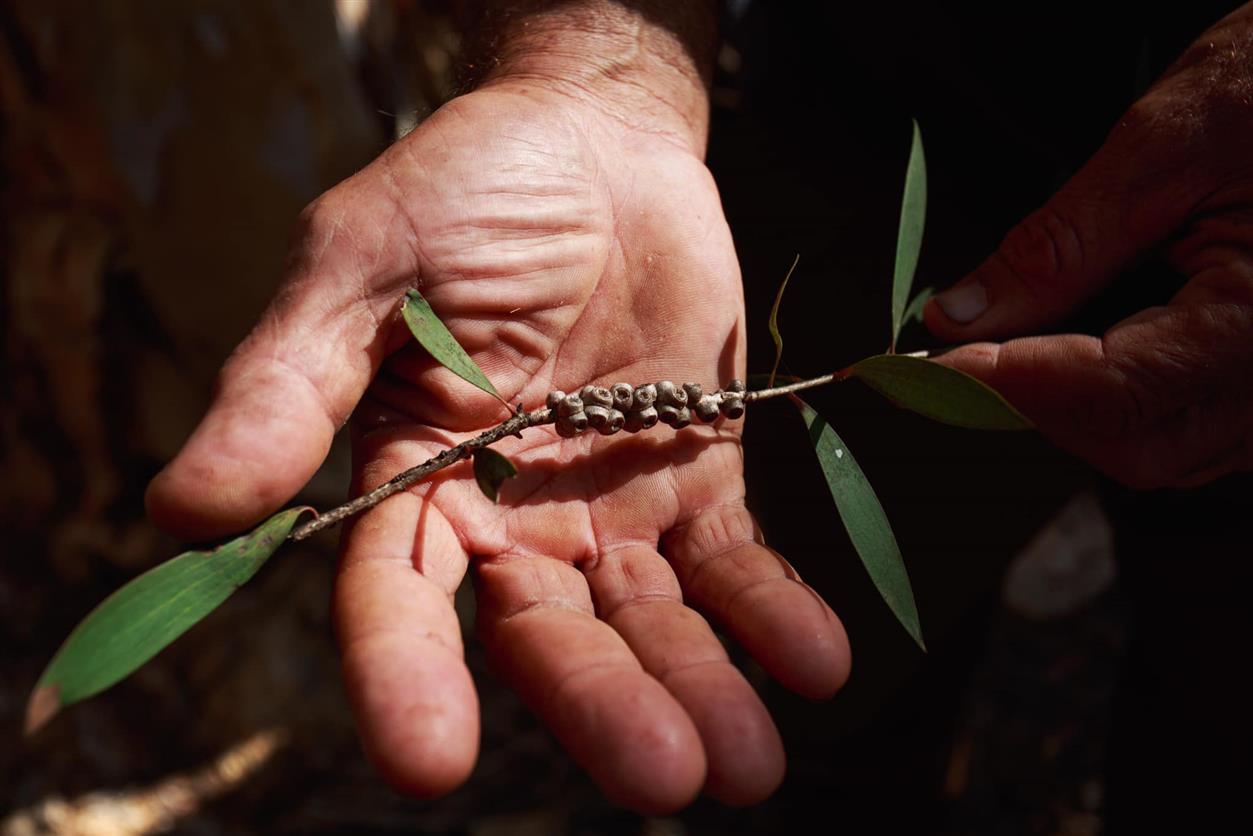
[289,406,552,540]
[289,370,859,540]
[744,370,847,402]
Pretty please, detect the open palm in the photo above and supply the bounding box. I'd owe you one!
[149,85,849,811]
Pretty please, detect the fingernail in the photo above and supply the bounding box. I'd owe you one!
[935,282,988,324]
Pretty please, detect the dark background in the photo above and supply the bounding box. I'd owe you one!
[3,1,1248,833]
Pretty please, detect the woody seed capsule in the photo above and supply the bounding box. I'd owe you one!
[556,411,589,438]
[670,406,692,429]
[720,394,745,420]
[632,384,657,409]
[611,383,634,411]
[624,406,658,433]
[546,390,566,411]
[682,382,703,403]
[726,379,746,394]
[656,380,688,408]
[581,386,613,407]
[557,393,584,418]
[598,408,625,435]
[585,404,611,430]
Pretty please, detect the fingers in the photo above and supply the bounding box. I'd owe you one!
[926,92,1204,342]
[335,465,478,797]
[584,545,785,806]
[662,504,851,700]
[937,296,1253,488]
[146,178,417,539]
[474,555,706,814]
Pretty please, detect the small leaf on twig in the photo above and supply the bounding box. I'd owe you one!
[890,120,927,351]
[852,354,1032,430]
[401,289,502,401]
[901,286,934,328]
[473,448,517,503]
[768,255,800,388]
[26,507,311,735]
[795,398,924,650]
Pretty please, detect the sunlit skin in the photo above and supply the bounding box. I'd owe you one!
[929,5,1253,487]
[146,81,850,812]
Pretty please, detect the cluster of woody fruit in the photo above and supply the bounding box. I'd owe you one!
[547,379,748,437]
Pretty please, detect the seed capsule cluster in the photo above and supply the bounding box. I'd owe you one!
[548,380,746,438]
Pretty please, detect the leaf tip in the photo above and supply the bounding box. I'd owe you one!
[24,683,61,736]
[767,254,801,388]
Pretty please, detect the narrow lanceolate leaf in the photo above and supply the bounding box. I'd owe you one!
[890,120,927,351]
[401,289,502,401]
[768,255,800,387]
[796,399,924,650]
[473,448,517,503]
[852,354,1033,430]
[26,507,311,735]
[901,286,934,328]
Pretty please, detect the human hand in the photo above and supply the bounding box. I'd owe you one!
[145,5,850,813]
[926,4,1253,488]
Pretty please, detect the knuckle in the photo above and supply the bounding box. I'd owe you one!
[671,504,756,562]
[1113,34,1247,164]
[293,197,322,239]
[995,204,1086,300]
[1113,95,1166,141]
[288,193,349,266]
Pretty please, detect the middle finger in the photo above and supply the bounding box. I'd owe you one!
[474,553,705,813]
[583,544,785,806]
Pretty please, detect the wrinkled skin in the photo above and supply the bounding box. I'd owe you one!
[147,83,850,812]
[929,5,1253,488]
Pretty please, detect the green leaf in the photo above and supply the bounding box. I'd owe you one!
[901,286,934,328]
[401,289,502,401]
[852,354,1032,430]
[768,255,800,388]
[473,448,517,503]
[26,507,311,735]
[796,399,924,650]
[890,120,927,350]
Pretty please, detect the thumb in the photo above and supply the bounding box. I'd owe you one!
[936,297,1253,488]
[146,192,413,540]
[925,106,1200,342]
